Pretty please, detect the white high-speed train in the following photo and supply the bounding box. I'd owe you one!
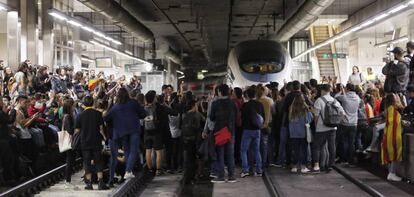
[227,40,292,87]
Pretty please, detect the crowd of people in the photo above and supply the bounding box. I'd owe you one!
[0,43,413,191]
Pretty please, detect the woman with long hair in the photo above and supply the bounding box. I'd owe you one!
[62,98,79,190]
[348,66,365,87]
[382,94,403,181]
[288,94,312,173]
[104,88,147,180]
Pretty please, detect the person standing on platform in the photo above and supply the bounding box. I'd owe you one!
[240,87,264,178]
[74,96,108,190]
[104,88,147,180]
[406,41,414,85]
[382,47,409,94]
[208,84,237,183]
[381,94,403,181]
[348,66,365,88]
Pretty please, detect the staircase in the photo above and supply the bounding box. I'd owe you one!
[310,26,337,79]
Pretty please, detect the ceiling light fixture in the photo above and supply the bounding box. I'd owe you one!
[177,70,184,75]
[81,57,94,63]
[201,69,208,73]
[67,20,83,27]
[293,0,412,61]
[90,40,151,65]
[48,9,122,45]
[178,75,185,79]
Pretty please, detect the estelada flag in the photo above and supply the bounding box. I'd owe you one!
[381,106,403,165]
[88,79,103,91]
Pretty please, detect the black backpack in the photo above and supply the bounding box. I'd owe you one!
[181,112,198,140]
[320,97,342,127]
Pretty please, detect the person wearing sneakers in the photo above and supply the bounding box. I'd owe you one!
[104,88,147,181]
[312,84,344,173]
[288,94,312,173]
[382,94,404,182]
[61,98,79,190]
[240,86,265,178]
[209,84,238,183]
[74,96,108,190]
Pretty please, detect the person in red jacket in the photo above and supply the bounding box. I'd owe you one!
[27,93,47,124]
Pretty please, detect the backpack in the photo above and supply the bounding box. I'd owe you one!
[144,104,158,131]
[181,112,197,140]
[168,114,181,138]
[250,111,264,130]
[320,97,342,127]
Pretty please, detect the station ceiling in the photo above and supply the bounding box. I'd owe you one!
[72,0,378,69]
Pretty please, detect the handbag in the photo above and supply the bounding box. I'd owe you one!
[58,116,72,153]
[214,126,231,146]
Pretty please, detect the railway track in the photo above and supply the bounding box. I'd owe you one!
[0,159,153,197]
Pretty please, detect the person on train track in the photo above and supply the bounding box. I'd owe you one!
[104,88,147,181]
[74,96,109,190]
[240,86,264,178]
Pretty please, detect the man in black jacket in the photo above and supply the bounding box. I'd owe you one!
[382,47,409,93]
[240,86,265,178]
[209,84,238,183]
[406,41,414,85]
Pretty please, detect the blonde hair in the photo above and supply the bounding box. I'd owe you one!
[289,94,308,121]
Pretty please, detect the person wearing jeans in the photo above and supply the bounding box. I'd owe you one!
[336,84,360,165]
[257,85,274,168]
[205,84,238,183]
[240,87,264,177]
[104,88,147,179]
[313,84,344,172]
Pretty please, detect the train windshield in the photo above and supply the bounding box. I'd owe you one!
[241,62,284,74]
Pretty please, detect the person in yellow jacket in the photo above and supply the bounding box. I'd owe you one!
[381,94,403,181]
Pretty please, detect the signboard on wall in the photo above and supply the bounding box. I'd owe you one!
[141,71,164,94]
[95,57,112,68]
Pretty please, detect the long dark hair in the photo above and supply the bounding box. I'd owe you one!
[116,88,130,104]
[289,94,308,121]
[62,98,74,119]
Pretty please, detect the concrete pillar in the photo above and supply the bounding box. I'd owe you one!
[20,0,38,63]
[41,0,54,69]
[408,13,414,41]
[7,11,19,70]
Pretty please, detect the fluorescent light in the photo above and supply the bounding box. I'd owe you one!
[145,63,153,72]
[125,50,133,55]
[91,40,150,64]
[373,13,389,21]
[81,57,94,63]
[389,4,407,13]
[67,20,83,27]
[177,70,184,74]
[201,69,208,73]
[0,4,8,11]
[49,12,67,20]
[178,76,185,79]
[82,26,94,32]
[112,40,122,45]
[360,19,375,27]
[377,44,387,48]
[408,0,414,5]
[94,31,105,38]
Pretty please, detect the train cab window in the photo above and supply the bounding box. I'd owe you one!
[241,62,284,74]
